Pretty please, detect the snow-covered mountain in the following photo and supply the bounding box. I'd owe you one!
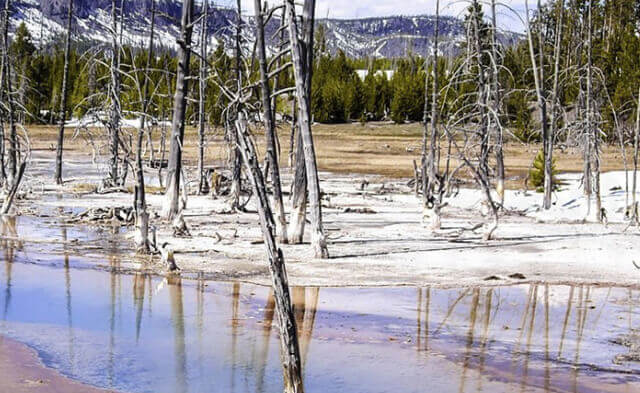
[9,0,521,57]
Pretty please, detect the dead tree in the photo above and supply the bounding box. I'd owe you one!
[474,1,498,239]
[254,0,288,242]
[235,111,304,393]
[107,0,123,186]
[1,0,16,185]
[288,130,306,243]
[632,87,640,220]
[197,0,208,194]
[162,0,195,219]
[0,0,7,188]
[490,0,505,206]
[133,0,157,253]
[545,0,565,209]
[285,0,329,258]
[287,0,313,245]
[54,0,73,185]
[422,0,443,230]
[443,0,500,240]
[583,0,601,221]
[205,18,305,388]
[525,0,551,209]
[226,0,243,210]
[1,161,25,214]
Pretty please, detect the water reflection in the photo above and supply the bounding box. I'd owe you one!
[0,242,640,392]
[168,276,188,393]
[409,283,640,393]
[1,216,18,319]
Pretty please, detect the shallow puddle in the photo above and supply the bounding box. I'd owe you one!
[1,219,640,392]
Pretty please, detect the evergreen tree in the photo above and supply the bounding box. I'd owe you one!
[390,57,425,123]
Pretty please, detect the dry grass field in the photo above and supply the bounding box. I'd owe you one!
[25,121,630,189]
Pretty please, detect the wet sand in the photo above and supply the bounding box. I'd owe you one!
[0,335,119,393]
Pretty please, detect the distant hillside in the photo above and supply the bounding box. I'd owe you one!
[11,0,522,57]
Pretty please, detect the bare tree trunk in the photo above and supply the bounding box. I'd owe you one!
[1,161,25,214]
[162,0,194,219]
[546,0,565,209]
[254,0,288,242]
[0,122,5,187]
[1,0,15,185]
[421,59,430,202]
[585,0,601,221]
[108,0,122,185]
[288,0,314,244]
[288,98,296,167]
[54,0,73,185]
[525,0,549,209]
[472,0,498,240]
[633,88,640,216]
[423,0,441,230]
[288,130,306,243]
[235,112,304,393]
[0,13,5,188]
[159,108,167,187]
[490,0,504,206]
[285,0,328,258]
[134,0,157,253]
[197,0,208,194]
[271,12,286,131]
[226,0,243,210]
[0,2,6,187]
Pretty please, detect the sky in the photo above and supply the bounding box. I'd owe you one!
[213,0,534,32]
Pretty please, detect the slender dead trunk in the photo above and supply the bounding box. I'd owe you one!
[235,112,304,393]
[1,161,25,214]
[288,0,314,244]
[197,0,208,194]
[421,57,430,203]
[162,0,194,219]
[0,122,5,187]
[254,0,288,242]
[1,0,15,185]
[490,0,504,206]
[227,0,243,210]
[423,0,441,230]
[54,0,73,185]
[585,0,601,221]
[525,0,549,209]
[271,13,286,130]
[285,0,328,258]
[108,0,123,185]
[159,107,167,187]
[0,9,5,188]
[287,109,307,243]
[288,130,306,243]
[633,88,640,216]
[288,98,296,167]
[134,0,156,253]
[546,0,565,209]
[471,0,498,240]
[0,2,5,187]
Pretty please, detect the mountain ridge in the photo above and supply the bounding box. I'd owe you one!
[10,0,522,57]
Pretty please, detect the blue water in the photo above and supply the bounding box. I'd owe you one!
[1,216,640,392]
